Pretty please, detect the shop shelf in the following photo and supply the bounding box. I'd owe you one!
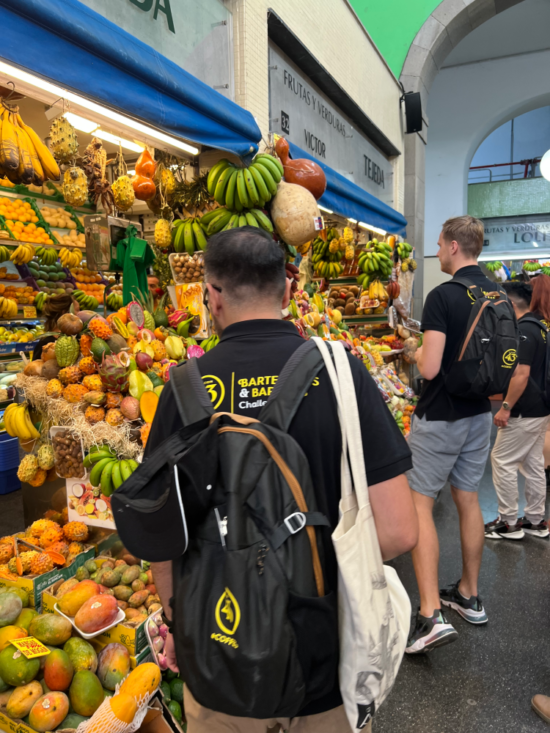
[0,467,20,495]
[0,432,19,471]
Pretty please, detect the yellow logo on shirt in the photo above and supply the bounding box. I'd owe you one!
[502,349,517,368]
[202,375,225,409]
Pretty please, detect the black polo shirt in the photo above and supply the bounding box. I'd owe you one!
[416,265,495,421]
[145,318,412,716]
[509,312,550,418]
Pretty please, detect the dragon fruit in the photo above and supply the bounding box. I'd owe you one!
[99,352,131,393]
[168,310,188,328]
[187,345,205,359]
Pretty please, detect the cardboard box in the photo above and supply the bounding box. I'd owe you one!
[42,579,150,656]
[0,544,94,610]
[0,709,35,733]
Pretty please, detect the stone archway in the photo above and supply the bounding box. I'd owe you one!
[399,0,526,315]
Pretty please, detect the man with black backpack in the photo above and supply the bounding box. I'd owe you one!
[135,227,418,733]
[485,281,550,540]
[405,216,518,655]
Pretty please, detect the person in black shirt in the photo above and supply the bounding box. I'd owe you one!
[485,280,550,540]
[406,216,493,655]
[147,227,418,733]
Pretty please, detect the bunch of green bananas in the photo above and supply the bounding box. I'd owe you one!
[311,234,344,279]
[523,261,541,272]
[396,241,413,260]
[484,261,503,273]
[207,154,284,210]
[201,334,220,352]
[172,217,207,255]
[106,292,123,311]
[357,241,393,286]
[0,244,13,263]
[73,289,99,310]
[36,246,58,266]
[34,292,50,311]
[201,206,274,236]
[84,445,138,496]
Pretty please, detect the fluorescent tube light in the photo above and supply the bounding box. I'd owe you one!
[348,218,358,224]
[93,129,144,153]
[358,222,387,236]
[318,205,333,214]
[63,112,98,134]
[0,60,200,156]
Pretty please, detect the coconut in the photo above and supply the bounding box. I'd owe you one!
[40,359,61,380]
[41,342,57,362]
[24,360,44,377]
[270,181,320,248]
[107,334,128,354]
[57,313,83,336]
[120,395,140,421]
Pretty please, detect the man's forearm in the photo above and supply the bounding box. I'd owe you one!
[151,561,173,620]
[504,371,529,409]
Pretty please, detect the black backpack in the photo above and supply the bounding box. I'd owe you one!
[444,277,519,399]
[515,315,550,408]
[111,340,338,718]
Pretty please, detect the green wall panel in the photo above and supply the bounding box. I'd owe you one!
[348,0,441,77]
[468,178,550,218]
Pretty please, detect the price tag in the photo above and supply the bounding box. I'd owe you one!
[10,637,51,659]
[313,216,324,231]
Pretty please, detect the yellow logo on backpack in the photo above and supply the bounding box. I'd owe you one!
[211,588,241,649]
[502,349,517,368]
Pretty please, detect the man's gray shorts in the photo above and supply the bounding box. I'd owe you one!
[407,412,492,498]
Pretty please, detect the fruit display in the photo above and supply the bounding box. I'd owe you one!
[49,116,79,164]
[171,217,206,253]
[0,323,44,345]
[0,294,25,318]
[29,259,74,297]
[159,667,185,723]
[52,430,85,479]
[275,136,327,199]
[207,153,284,210]
[311,229,344,279]
[357,239,394,287]
[169,252,204,283]
[132,149,156,202]
[0,198,40,224]
[62,167,88,207]
[72,289,100,311]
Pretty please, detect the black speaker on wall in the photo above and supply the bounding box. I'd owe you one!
[402,92,423,134]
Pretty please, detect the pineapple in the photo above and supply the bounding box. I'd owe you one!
[30,553,54,576]
[63,521,89,543]
[85,406,105,424]
[329,240,339,254]
[80,333,93,357]
[39,524,64,549]
[46,379,63,398]
[154,219,172,250]
[17,455,38,483]
[112,175,135,212]
[82,375,104,392]
[58,366,82,385]
[48,541,69,558]
[37,445,55,471]
[63,384,89,403]
[28,468,47,487]
[105,408,124,427]
[88,318,113,341]
[79,356,97,375]
[105,392,122,409]
[343,227,354,244]
[150,340,166,362]
[50,117,79,162]
[0,542,14,564]
[158,167,176,195]
[63,166,88,206]
[345,245,355,261]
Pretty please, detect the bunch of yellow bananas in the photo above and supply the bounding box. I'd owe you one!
[59,247,82,268]
[0,244,13,263]
[368,279,388,301]
[10,242,35,264]
[36,246,58,266]
[3,403,40,441]
[0,296,18,318]
[0,101,60,186]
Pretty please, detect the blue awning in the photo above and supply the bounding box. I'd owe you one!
[287,142,407,237]
[0,0,262,160]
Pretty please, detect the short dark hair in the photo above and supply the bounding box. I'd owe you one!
[503,280,532,308]
[204,226,286,303]
[442,215,484,258]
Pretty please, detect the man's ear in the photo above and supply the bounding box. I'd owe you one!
[208,283,224,316]
[282,278,292,310]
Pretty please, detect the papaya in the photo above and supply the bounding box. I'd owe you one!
[57,580,99,617]
[14,608,38,632]
[55,579,79,599]
[6,588,29,608]
[68,670,104,717]
[119,663,161,701]
[84,693,136,733]
[29,614,72,646]
[75,595,118,635]
[29,692,69,731]
[43,649,73,691]
[63,638,97,674]
[58,712,89,729]
[6,680,43,718]
[0,625,28,652]
[0,593,22,628]
[0,644,40,686]
[96,643,130,691]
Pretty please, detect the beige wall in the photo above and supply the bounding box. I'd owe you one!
[223,0,405,213]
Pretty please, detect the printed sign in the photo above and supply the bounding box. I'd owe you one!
[10,637,51,659]
[481,217,550,256]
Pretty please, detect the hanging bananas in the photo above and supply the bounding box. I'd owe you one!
[396,241,413,260]
[36,246,59,266]
[367,279,389,301]
[10,243,35,265]
[207,154,284,210]
[198,207,274,237]
[0,296,18,318]
[3,403,40,441]
[201,334,220,352]
[58,247,82,268]
[172,217,208,255]
[357,240,393,287]
[311,229,344,279]
[34,292,50,312]
[484,261,504,273]
[0,244,13,263]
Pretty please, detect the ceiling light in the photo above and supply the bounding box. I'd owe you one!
[0,60,200,156]
[358,222,387,236]
[533,243,539,247]
[348,218,358,224]
[318,205,333,214]
[542,150,550,182]
[93,130,144,153]
[63,112,98,134]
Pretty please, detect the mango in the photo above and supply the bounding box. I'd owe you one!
[39,646,56,671]
[69,670,104,717]
[29,692,69,731]
[120,566,141,585]
[6,588,29,608]
[0,625,28,652]
[57,580,99,618]
[0,644,40,686]
[40,679,50,695]
[55,579,79,599]
[28,614,72,646]
[14,608,38,632]
[63,638,97,674]
[0,593,22,628]
[96,643,130,691]
[59,712,89,729]
[0,689,13,713]
[43,649,73,692]
[6,680,43,718]
[75,595,118,635]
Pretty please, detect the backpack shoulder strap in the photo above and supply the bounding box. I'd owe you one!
[170,358,214,427]
[520,315,548,331]
[259,339,326,432]
[450,277,485,301]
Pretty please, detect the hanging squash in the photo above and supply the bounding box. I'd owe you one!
[275,137,327,200]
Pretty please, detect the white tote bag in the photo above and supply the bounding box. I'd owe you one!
[313,339,411,731]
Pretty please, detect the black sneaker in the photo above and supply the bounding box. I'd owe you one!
[484,517,524,540]
[518,517,550,538]
[405,609,458,654]
[440,581,488,625]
